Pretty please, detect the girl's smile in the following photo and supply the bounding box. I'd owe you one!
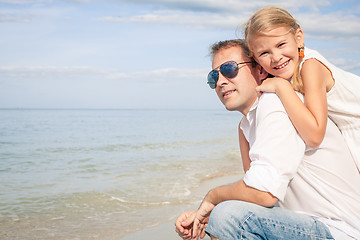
[274,60,290,70]
[250,26,304,80]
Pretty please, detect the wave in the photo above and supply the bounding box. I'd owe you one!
[26,135,237,155]
[110,196,172,206]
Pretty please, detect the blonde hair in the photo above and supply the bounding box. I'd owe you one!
[244,6,304,93]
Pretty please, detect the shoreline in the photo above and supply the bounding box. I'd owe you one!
[121,174,243,240]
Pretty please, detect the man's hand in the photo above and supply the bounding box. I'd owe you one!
[175,202,213,240]
[191,200,215,240]
[175,210,196,240]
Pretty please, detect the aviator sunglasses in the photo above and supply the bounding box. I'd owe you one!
[207,60,252,89]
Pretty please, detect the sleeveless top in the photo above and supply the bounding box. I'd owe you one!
[301,47,360,172]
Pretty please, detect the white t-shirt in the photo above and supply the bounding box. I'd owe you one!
[241,93,360,239]
[302,47,360,171]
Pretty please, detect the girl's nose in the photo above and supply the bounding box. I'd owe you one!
[271,50,282,62]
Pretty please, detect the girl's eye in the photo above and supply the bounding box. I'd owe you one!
[259,52,268,57]
[278,42,286,47]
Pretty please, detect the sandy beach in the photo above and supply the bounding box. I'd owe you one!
[121,174,243,240]
[1,109,243,240]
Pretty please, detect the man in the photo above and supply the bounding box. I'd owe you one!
[175,39,360,240]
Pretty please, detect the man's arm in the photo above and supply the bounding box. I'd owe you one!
[188,180,277,240]
[205,180,278,207]
[244,93,306,201]
[238,125,251,172]
[178,93,305,240]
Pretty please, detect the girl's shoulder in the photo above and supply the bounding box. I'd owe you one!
[301,47,330,72]
[301,48,335,89]
[302,47,328,63]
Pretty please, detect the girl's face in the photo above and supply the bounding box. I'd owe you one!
[250,26,304,80]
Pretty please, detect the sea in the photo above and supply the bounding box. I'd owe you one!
[0,108,244,239]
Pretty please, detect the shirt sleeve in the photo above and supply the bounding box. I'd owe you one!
[243,93,306,201]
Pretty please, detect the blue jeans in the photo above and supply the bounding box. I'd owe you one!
[206,200,334,240]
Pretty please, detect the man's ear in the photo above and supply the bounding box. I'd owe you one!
[256,65,268,85]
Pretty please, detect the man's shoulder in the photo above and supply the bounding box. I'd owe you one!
[257,93,286,115]
[257,92,303,115]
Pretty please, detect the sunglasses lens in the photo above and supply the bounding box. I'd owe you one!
[220,61,238,79]
[207,70,218,89]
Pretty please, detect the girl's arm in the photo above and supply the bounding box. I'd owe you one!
[238,124,251,172]
[256,59,331,148]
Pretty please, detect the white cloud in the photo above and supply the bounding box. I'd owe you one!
[0,0,36,3]
[0,12,32,22]
[0,65,211,109]
[298,12,360,39]
[106,67,206,82]
[328,57,360,73]
[0,0,359,108]
[0,66,207,83]
[95,11,243,30]
[96,3,360,41]
[0,0,51,4]
[0,66,108,81]
[0,3,70,23]
[117,0,331,13]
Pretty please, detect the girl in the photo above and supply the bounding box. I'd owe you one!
[243,6,360,171]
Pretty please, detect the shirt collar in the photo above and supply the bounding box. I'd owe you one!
[245,97,259,119]
[249,97,259,113]
[240,97,259,127]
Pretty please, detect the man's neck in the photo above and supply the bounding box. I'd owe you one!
[241,96,258,116]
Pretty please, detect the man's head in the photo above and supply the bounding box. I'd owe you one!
[208,39,267,115]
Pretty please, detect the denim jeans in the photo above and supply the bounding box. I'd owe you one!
[206,200,334,240]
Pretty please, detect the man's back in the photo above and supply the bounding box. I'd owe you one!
[241,93,360,239]
[281,114,360,238]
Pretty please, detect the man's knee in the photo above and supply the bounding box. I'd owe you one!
[209,201,236,225]
[209,200,251,225]
[207,200,268,239]
[206,200,250,239]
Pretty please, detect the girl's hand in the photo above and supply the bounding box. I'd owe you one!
[256,77,289,94]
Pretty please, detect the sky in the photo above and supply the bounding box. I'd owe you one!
[0,0,359,109]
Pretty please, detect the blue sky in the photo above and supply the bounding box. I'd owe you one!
[0,0,359,109]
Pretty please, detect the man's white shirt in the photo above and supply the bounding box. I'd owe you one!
[240,93,360,239]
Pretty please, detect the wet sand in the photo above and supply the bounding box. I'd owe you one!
[121,174,243,240]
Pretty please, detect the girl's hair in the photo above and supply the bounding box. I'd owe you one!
[244,6,304,93]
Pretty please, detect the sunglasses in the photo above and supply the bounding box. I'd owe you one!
[207,61,252,89]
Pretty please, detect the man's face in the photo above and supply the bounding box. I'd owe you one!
[212,46,260,114]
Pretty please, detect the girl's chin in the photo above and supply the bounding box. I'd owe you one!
[270,70,293,80]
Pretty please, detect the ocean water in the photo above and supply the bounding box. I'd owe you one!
[0,109,244,239]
